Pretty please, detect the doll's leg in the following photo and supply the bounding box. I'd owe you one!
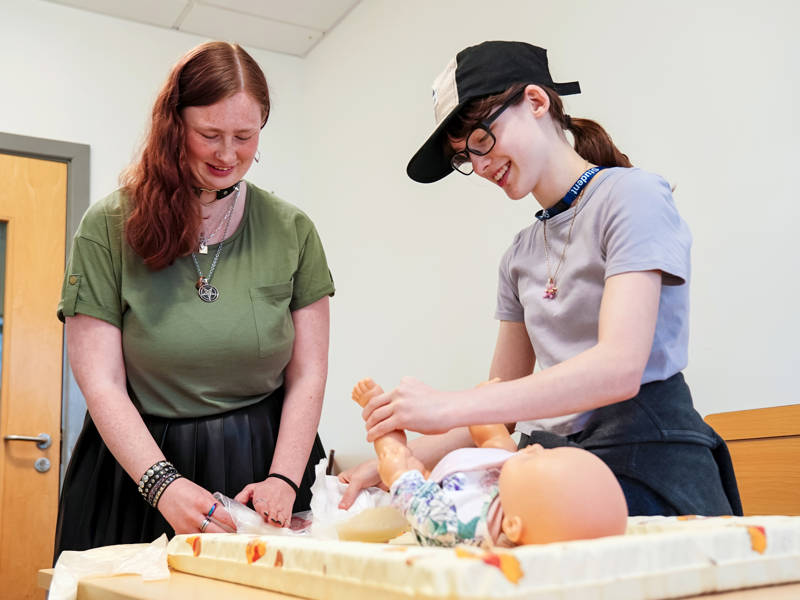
[352,378,426,487]
[468,378,517,452]
[375,441,427,488]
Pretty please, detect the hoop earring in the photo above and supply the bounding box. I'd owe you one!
[254,150,261,163]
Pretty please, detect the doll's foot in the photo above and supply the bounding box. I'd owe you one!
[352,378,384,408]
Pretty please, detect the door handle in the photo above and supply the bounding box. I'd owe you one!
[3,433,52,449]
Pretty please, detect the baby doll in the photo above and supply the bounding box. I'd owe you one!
[352,378,628,548]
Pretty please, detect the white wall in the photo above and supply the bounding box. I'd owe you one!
[305,0,800,465]
[0,0,307,208]
[3,0,799,469]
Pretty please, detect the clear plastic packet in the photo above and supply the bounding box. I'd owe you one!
[213,492,312,535]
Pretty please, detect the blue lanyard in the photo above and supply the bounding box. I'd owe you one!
[535,166,606,221]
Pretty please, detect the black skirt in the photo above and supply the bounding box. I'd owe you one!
[53,386,325,561]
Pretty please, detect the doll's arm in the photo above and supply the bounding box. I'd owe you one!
[469,424,517,452]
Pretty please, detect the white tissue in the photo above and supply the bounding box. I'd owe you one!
[49,534,169,600]
[308,457,392,538]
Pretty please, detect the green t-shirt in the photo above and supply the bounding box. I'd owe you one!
[58,182,335,417]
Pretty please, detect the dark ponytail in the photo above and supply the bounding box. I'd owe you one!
[445,83,632,168]
[543,87,632,168]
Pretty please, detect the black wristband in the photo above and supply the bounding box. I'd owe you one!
[267,472,299,494]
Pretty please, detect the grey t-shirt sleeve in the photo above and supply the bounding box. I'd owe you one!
[601,170,692,286]
[494,238,525,322]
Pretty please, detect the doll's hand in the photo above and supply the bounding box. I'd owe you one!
[158,477,235,534]
[236,477,296,528]
[337,458,385,509]
[363,377,453,441]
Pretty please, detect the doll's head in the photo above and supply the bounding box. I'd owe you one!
[498,444,628,545]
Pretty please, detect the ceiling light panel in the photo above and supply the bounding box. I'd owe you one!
[180,3,323,57]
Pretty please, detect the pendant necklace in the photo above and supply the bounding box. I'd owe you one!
[541,165,605,300]
[198,192,237,254]
[191,185,240,302]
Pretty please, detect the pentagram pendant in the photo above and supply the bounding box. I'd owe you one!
[198,242,208,254]
[198,283,219,302]
[195,278,218,302]
[543,278,558,300]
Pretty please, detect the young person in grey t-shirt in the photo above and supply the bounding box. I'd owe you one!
[340,41,740,517]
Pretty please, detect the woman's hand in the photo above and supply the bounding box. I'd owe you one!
[362,377,454,441]
[157,478,235,534]
[235,477,297,528]
[337,458,384,509]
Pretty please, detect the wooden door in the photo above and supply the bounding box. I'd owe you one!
[0,153,67,599]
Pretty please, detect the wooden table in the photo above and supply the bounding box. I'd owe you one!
[38,568,800,599]
[39,568,293,599]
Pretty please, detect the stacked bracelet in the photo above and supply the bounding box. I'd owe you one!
[267,472,299,494]
[137,460,182,508]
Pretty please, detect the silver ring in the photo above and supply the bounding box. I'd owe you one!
[200,517,211,532]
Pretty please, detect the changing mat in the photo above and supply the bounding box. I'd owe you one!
[167,515,800,599]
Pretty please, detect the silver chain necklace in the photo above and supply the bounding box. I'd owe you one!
[191,185,240,302]
[198,196,237,254]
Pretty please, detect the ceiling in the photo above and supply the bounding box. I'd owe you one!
[45,0,361,57]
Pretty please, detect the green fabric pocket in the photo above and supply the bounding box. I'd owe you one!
[250,281,294,359]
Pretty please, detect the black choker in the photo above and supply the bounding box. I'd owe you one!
[194,182,241,201]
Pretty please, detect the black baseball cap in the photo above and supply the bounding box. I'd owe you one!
[406,41,581,184]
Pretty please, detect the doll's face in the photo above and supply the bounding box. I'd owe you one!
[506,442,546,463]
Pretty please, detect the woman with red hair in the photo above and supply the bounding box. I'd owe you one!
[55,41,334,557]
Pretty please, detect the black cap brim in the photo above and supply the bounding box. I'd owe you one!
[406,99,471,184]
[406,80,580,184]
[407,41,581,184]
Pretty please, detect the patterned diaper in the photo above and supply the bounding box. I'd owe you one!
[390,468,501,547]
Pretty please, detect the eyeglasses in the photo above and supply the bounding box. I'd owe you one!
[450,89,525,175]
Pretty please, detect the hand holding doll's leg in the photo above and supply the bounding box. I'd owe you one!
[352,378,426,487]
